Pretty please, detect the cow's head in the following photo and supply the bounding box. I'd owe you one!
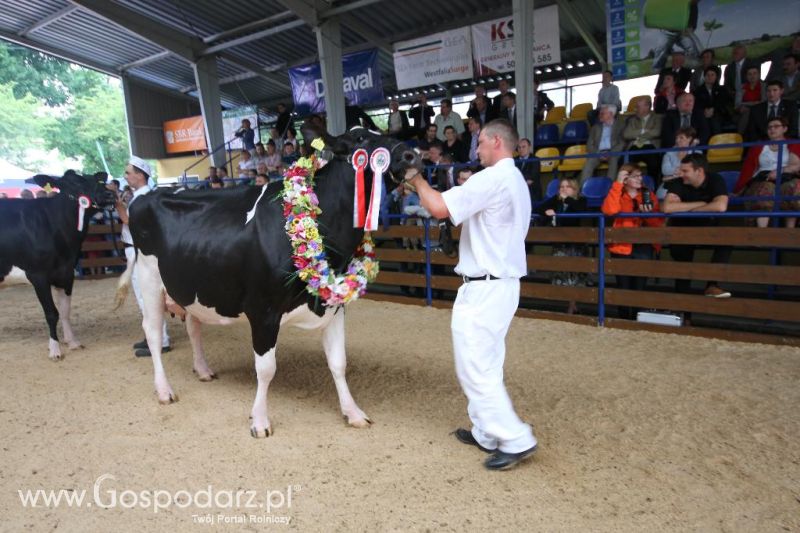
[29,170,116,210]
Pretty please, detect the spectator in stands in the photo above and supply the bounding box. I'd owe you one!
[345,100,379,130]
[533,80,555,124]
[746,80,799,141]
[275,103,294,139]
[282,142,298,166]
[581,104,625,183]
[492,78,513,116]
[434,99,465,141]
[623,96,663,181]
[735,116,800,228]
[654,73,683,114]
[20,189,34,199]
[663,153,732,300]
[463,116,481,162]
[659,127,700,199]
[386,100,409,139]
[35,190,47,199]
[655,50,692,93]
[442,125,468,163]
[601,164,663,320]
[736,66,766,135]
[466,85,487,118]
[237,149,255,179]
[690,49,722,92]
[780,53,800,100]
[254,174,268,187]
[108,179,121,200]
[516,137,541,203]
[765,35,800,85]
[692,67,731,136]
[456,167,474,186]
[467,95,497,126]
[501,92,517,129]
[724,44,758,109]
[217,166,231,188]
[206,166,217,182]
[408,94,435,137]
[269,126,284,154]
[417,124,439,152]
[662,93,710,151]
[284,128,298,149]
[423,142,443,168]
[210,177,223,189]
[596,70,622,116]
[253,142,268,168]
[245,169,258,185]
[536,177,588,314]
[235,119,256,154]
[265,140,282,179]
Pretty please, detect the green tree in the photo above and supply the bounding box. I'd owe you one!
[0,83,53,166]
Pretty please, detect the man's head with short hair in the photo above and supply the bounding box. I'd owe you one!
[241,119,251,128]
[498,79,510,93]
[783,53,799,75]
[456,167,474,185]
[746,65,760,84]
[474,85,486,97]
[732,44,746,62]
[635,96,652,116]
[444,125,457,142]
[677,92,695,114]
[440,99,452,115]
[602,70,613,85]
[517,138,532,157]
[426,124,438,140]
[427,143,443,163]
[477,119,518,167]
[254,174,268,186]
[675,126,697,146]
[598,104,616,124]
[766,80,784,103]
[671,50,685,67]
[474,95,488,112]
[217,166,228,177]
[679,153,709,187]
[703,67,718,85]
[109,179,120,192]
[502,92,516,109]
[468,116,481,133]
[700,49,715,65]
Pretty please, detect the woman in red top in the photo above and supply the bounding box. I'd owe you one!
[601,164,664,320]
[737,66,765,135]
[654,73,683,114]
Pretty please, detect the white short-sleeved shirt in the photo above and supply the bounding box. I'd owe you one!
[121,184,151,245]
[441,158,531,278]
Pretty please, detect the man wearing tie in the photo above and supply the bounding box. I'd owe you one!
[463,117,482,162]
[746,80,799,141]
[723,45,758,111]
[661,93,710,151]
[502,92,517,130]
[654,50,692,92]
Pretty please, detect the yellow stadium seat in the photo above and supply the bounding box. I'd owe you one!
[535,147,560,173]
[626,95,650,114]
[569,103,593,121]
[542,106,566,124]
[707,133,744,163]
[558,144,587,173]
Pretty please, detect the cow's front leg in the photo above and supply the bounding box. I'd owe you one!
[52,286,83,350]
[138,254,177,404]
[185,314,216,381]
[248,316,280,438]
[29,274,62,361]
[322,309,371,428]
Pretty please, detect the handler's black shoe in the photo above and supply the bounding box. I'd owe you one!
[133,339,147,350]
[484,444,538,471]
[454,428,495,453]
[134,345,170,358]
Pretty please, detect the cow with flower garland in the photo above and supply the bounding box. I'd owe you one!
[115,124,422,437]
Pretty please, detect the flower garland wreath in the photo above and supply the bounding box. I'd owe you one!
[281,156,379,306]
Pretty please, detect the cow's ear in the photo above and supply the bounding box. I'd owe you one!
[93,171,109,183]
[28,174,59,188]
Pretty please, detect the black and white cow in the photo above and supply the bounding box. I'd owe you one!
[0,171,116,360]
[117,127,420,437]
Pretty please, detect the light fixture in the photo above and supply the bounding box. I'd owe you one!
[555,65,563,71]
[566,63,574,69]
[576,61,584,67]
[470,80,477,86]
[505,74,512,79]
[587,59,596,65]
[535,69,542,75]
[544,67,552,73]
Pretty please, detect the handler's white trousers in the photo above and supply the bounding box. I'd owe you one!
[452,278,536,454]
[125,246,170,347]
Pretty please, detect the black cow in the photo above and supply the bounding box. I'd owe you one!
[0,171,115,360]
[116,127,420,437]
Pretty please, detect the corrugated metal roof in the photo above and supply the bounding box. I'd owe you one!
[0,0,608,109]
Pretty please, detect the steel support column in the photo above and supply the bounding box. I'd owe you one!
[193,56,226,167]
[513,0,535,141]
[315,18,346,135]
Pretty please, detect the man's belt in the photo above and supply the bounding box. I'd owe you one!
[462,274,500,283]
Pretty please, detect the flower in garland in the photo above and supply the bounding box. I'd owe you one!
[281,157,379,307]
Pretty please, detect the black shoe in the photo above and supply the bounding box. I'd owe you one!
[134,345,170,358]
[453,428,495,453]
[133,339,147,350]
[484,444,538,471]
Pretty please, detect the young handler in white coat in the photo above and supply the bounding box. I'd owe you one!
[405,119,537,470]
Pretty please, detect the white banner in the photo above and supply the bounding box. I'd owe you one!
[393,27,473,90]
[471,5,561,77]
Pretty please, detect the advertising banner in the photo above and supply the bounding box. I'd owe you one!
[607,0,800,80]
[470,5,561,77]
[163,116,207,154]
[393,27,473,90]
[289,49,384,115]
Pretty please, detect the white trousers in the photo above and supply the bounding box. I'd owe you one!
[125,246,170,347]
[452,278,536,453]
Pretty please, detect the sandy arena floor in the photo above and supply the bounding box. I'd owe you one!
[0,278,798,532]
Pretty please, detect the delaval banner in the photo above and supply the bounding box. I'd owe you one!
[289,49,384,115]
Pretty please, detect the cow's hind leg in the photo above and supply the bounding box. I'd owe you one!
[52,283,83,350]
[186,314,216,381]
[248,314,280,438]
[29,274,62,361]
[322,309,371,428]
[138,254,177,404]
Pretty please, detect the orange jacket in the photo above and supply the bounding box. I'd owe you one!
[601,181,664,256]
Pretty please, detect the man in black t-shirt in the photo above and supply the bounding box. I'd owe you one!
[663,153,732,299]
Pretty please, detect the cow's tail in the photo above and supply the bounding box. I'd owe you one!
[114,249,135,310]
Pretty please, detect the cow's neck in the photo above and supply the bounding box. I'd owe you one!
[50,194,97,243]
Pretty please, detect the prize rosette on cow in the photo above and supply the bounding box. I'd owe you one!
[282,157,379,306]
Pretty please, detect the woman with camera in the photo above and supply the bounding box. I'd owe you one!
[601,164,664,320]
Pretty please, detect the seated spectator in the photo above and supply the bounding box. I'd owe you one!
[265,140,283,178]
[253,142,268,168]
[467,94,497,126]
[408,94,435,138]
[663,153,732,302]
[206,166,217,181]
[234,119,256,154]
[210,177,224,189]
[246,169,258,185]
[623,96,663,182]
[237,149,255,179]
[386,100,409,139]
[746,80,799,141]
[282,143,298,166]
[536,178,588,314]
[660,127,701,200]
[254,174,268,187]
[661,93,709,151]
[655,50,692,92]
[601,164,663,319]
[736,66,765,135]
[466,84,486,117]
[690,49,722,92]
[456,167,474,186]
[654,73,683,114]
[20,189,34,199]
[284,128,298,148]
[780,53,800,101]
[256,162,268,177]
[734,117,800,228]
[417,124,439,151]
[217,166,232,188]
[765,36,800,85]
[533,80,554,124]
[581,104,624,183]
[463,116,481,162]
[692,67,731,136]
[35,190,48,199]
[269,126,284,154]
[433,99,464,141]
[724,44,758,106]
[442,125,468,163]
[516,137,542,202]
[493,78,514,116]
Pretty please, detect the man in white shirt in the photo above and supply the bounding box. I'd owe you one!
[117,156,171,357]
[405,119,538,471]
[434,99,465,141]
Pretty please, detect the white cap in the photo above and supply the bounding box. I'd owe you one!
[129,156,151,177]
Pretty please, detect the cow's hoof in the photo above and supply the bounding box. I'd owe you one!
[48,352,64,362]
[345,415,372,428]
[157,392,178,404]
[192,368,217,382]
[250,425,272,438]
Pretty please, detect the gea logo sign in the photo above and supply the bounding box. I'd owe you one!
[491,20,514,41]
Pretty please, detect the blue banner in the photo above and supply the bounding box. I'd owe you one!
[289,49,384,115]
